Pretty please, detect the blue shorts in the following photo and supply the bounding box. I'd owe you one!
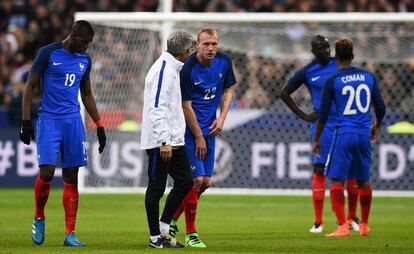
[185,135,215,177]
[310,122,336,164]
[36,116,87,168]
[324,132,371,181]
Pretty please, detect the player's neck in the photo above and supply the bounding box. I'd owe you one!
[61,37,75,53]
[196,53,212,67]
[338,61,352,69]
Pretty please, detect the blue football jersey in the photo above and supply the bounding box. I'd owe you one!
[319,66,385,134]
[31,42,91,119]
[181,52,237,136]
[287,58,338,123]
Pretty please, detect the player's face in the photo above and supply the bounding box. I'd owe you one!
[197,32,219,62]
[313,40,331,64]
[72,34,93,53]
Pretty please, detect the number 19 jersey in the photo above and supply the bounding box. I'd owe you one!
[31,42,92,119]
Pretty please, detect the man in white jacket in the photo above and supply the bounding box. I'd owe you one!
[140,31,194,248]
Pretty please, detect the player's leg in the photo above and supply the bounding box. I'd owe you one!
[350,134,372,236]
[357,180,372,236]
[61,117,87,247]
[32,118,60,245]
[185,137,214,248]
[346,178,360,231]
[159,146,193,247]
[171,138,199,223]
[325,133,354,237]
[62,167,85,247]
[309,123,331,233]
[310,164,326,233]
[32,165,55,245]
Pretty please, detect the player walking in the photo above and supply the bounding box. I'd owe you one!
[20,20,106,247]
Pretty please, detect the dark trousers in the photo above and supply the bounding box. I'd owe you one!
[145,146,193,236]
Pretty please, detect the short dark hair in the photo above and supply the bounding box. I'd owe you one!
[335,38,354,62]
[72,20,94,38]
[311,35,329,51]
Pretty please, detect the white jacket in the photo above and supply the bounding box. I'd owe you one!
[140,51,186,150]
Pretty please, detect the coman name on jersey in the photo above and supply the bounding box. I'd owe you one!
[341,74,365,83]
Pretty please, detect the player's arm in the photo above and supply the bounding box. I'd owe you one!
[312,77,333,157]
[80,57,106,153]
[20,46,49,145]
[370,77,386,143]
[20,73,40,144]
[280,68,317,122]
[209,85,233,136]
[209,57,237,136]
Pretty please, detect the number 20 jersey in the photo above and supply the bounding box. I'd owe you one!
[319,66,385,135]
[180,52,237,137]
[31,42,91,119]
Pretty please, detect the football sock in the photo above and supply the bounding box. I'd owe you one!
[346,179,359,219]
[312,174,326,224]
[330,184,346,225]
[359,186,372,224]
[172,202,184,221]
[159,221,169,235]
[63,182,79,234]
[34,176,51,219]
[150,235,160,243]
[184,187,200,234]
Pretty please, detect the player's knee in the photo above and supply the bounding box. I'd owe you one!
[39,165,55,182]
[313,164,325,175]
[62,168,79,184]
[357,180,370,189]
[193,177,203,188]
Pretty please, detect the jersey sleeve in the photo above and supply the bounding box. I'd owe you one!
[82,55,92,82]
[371,75,386,121]
[180,63,193,101]
[286,67,307,91]
[31,46,51,76]
[318,75,335,123]
[224,56,237,88]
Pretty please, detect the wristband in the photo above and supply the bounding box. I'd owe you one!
[95,119,104,128]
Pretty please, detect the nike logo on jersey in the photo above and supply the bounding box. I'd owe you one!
[53,62,62,66]
[219,72,223,78]
[194,80,203,85]
[311,76,320,81]
[190,165,196,171]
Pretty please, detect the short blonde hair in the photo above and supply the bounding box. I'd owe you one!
[197,28,218,43]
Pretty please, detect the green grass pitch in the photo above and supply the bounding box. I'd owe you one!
[1,189,413,253]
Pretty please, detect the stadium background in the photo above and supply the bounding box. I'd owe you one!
[1,0,414,194]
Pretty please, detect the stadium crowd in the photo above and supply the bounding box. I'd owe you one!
[1,0,413,128]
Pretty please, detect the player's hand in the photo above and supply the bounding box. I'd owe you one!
[97,127,106,153]
[160,144,172,161]
[208,117,225,136]
[20,120,35,145]
[303,112,318,123]
[370,124,380,143]
[312,141,321,158]
[195,135,207,160]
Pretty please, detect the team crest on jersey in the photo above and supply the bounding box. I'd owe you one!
[79,63,85,71]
